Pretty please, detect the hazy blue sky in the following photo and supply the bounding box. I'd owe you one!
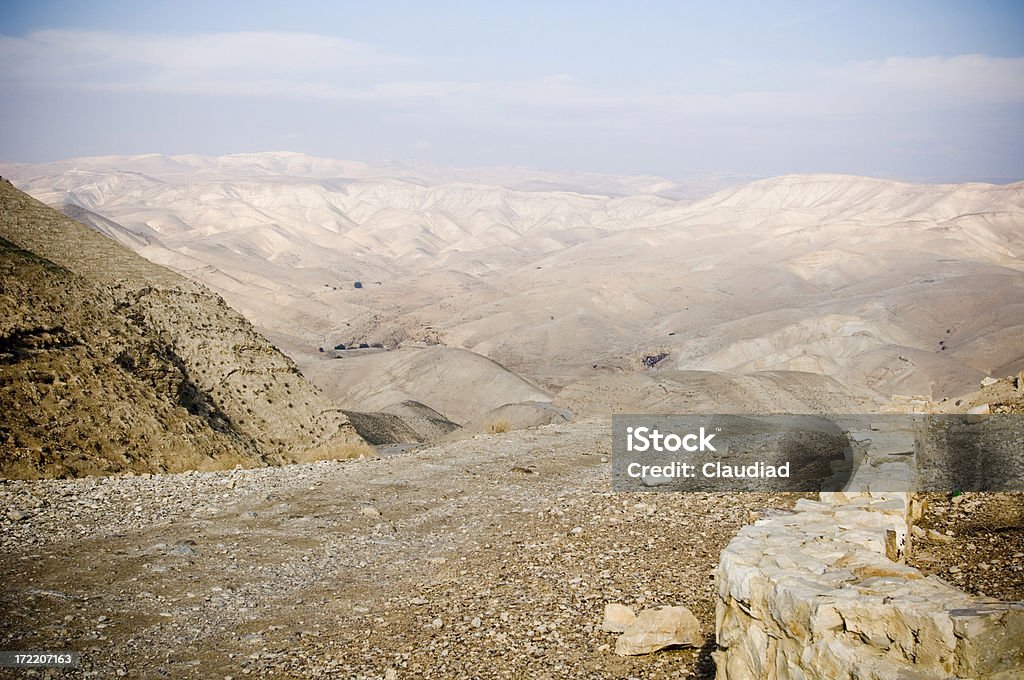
[1,1,1022,181]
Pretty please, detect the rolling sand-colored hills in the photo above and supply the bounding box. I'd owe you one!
[0,178,365,478]
[3,154,1022,423]
[292,345,552,424]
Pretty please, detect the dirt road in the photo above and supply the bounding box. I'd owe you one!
[1,420,799,679]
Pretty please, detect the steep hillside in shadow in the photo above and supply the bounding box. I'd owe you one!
[0,178,364,478]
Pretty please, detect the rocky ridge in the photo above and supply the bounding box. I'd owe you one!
[0,178,364,478]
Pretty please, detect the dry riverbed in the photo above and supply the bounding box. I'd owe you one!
[1,419,802,679]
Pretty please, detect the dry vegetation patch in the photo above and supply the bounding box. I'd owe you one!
[486,417,512,434]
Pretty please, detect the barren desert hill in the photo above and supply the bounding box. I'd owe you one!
[0,151,746,199]
[288,344,553,425]
[4,154,1023,411]
[352,174,1024,398]
[0,178,367,479]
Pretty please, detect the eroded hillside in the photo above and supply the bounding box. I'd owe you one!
[5,156,1021,405]
[0,179,364,478]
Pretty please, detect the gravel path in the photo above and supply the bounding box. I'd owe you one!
[1,419,800,679]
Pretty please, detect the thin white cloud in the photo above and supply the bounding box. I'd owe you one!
[2,29,1021,129]
[827,54,1024,106]
[0,29,402,96]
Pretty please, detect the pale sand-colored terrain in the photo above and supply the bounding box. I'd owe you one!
[4,153,1022,425]
[287,346,552,425]
[2,155,1022,678]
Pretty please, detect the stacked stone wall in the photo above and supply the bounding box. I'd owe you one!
[714,423,1024,679]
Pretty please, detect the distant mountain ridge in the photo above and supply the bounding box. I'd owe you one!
[3,154,1022,404]
[0,178,365,479]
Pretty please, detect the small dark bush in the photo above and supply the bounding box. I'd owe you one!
[643,352,669,368]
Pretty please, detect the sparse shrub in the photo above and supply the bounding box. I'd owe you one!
[334,440,376,459]
[487,418,512,434]
[642,352,669,368]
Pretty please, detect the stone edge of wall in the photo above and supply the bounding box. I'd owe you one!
[713,421,1024,679]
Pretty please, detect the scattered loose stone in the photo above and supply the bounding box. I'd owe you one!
[170,542,196,556]
[0,420,803,678]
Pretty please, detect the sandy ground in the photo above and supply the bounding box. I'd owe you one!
[0,419,804,679]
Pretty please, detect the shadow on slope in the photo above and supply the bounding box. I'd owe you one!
[0,179,365,479]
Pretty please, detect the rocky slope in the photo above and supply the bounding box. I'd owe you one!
[0,419,804,678]
[0,178,364,478]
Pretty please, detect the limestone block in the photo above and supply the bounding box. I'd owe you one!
[950,605,1024,677]
[600,602,636,633]
[863,432,915,456]
[614,605,702,656]
[808,601,844,635]
[717,618,768,678]
[718,552,766,604]
[966,403,991,423]
[802,638,935,680]
[716,596,756,648]
[766,577,827,643]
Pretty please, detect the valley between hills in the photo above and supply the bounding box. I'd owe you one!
[5,152,1023,429]
[1,154,1023,678]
